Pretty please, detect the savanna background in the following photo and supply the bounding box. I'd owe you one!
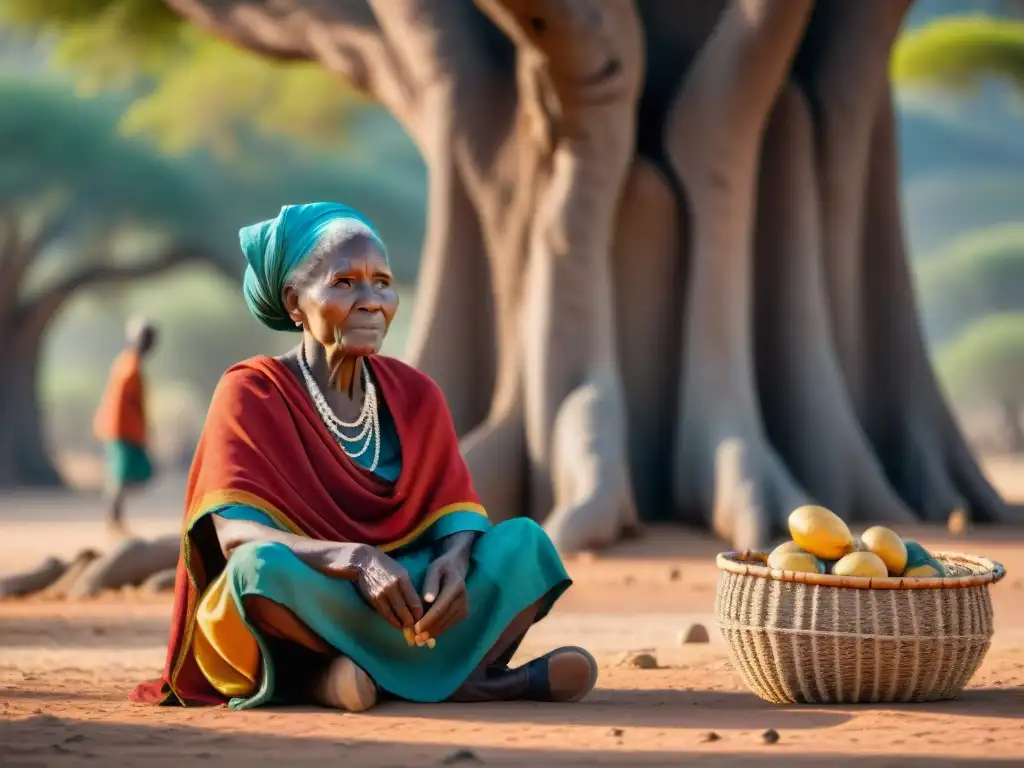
[2,1,1024,765]
[1,1,1023,496]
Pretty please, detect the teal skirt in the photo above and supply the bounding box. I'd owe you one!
[220,517,572,709]
[105,440,153,488]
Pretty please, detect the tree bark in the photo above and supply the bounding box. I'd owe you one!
[1001,398,1024,453]
[861,86,1016,522]
[665,0,817,548]
[797,0,913,418]
[754,83,914,524]
[150,0,1019,554]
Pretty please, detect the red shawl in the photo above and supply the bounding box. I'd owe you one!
[131,355,484,705]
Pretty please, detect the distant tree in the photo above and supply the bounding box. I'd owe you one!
[0,77,231,487]
[893,16,1024,93]
[916,225,1024,344]
[938,314,1024,451]
[0,0,365,154]
[0,72,429,489]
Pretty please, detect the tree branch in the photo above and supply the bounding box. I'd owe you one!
[162,0,416,125]
[0,208,80,324]
[14,242,203,338]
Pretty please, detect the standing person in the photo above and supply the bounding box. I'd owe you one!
[93,317,158,536]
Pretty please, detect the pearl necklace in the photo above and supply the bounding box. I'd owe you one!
[298,346,381,473]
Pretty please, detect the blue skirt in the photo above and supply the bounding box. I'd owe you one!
[219,517,572,709]
[105,440,153,488]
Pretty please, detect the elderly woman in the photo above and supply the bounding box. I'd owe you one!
[132,203,596,712]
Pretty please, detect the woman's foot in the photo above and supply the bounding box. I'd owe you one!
[310,656,378,712]
[523,646,599,702]
[451,646,599,703]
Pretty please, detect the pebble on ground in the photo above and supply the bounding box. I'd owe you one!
[678,623,710,644]
[621,651,658,669]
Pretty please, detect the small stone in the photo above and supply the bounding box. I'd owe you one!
[576,550,599,564]
[678,623,710,644]
[947,508,968,536]
[699,731,721,743]
[623,574,636,585]
[609,727,624,738]
[624,651,658,669]
[668,567,682,582]
[761,729,780,745]
[440,748,482,765]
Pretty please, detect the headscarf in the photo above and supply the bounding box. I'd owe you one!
[239,202,387,332]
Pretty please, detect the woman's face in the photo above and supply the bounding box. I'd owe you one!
[284,234,398,359]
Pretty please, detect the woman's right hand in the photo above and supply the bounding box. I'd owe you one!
[353,547,424,629]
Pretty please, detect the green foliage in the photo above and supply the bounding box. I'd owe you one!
[0,75,232,301]
[893,16,1024,93]
[0,0,367,154]
[916,225,1024,343]
[0,76,426,312]
[937,313,1024,404]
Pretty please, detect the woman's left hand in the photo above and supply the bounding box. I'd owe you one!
[414,549,470,641]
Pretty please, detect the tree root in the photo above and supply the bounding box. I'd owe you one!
[545,371,640,553]
[0,536,181,602]
[755,83,915,525]
[460,401,526,525]
[65,535,180,599]
[38,549,103,599]
[139,568,178,595]
[0,556,66,598]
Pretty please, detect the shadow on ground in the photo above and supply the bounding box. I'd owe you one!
[0,715,1019,767]
[0,616,169,648]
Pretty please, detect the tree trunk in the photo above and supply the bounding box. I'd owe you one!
[158,0,1018,552]
[0,317,64,487]
[1001,398,1024,453]
[0,234,206,489]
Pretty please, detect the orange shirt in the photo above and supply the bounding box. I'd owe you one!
[93,350,147,446]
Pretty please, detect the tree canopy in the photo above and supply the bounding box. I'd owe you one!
[893,16,1024,93]
[0,0,365,154]
[916,225,1024,344]
[937,313,1024,403]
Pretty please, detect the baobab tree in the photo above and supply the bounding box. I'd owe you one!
[9,0,1017,551]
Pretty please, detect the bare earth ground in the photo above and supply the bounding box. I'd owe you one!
[2,458,1023,766]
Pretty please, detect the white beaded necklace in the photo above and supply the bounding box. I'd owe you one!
[298,345,381,473]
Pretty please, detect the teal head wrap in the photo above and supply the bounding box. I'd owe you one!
[239,202,387,332]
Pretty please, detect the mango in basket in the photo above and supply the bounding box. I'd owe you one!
[902,540,932,572]
[771,540,805,555]
[767,542,825,574]
[787,505,854,560]
[831,551,888,578]
[904,558,946,578]
[859,526,907,576]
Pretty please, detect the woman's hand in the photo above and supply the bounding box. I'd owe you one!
[414,543,472,641]
[354,548,424,630]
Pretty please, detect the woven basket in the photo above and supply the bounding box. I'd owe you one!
[715,550,1006,704]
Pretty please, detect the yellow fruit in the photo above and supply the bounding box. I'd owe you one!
[787,505,854,560]
[859,526,908,576]
[767,545,826,574]
[904,559,946,578]
[832,551,888,578]
[771,540,805,555]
